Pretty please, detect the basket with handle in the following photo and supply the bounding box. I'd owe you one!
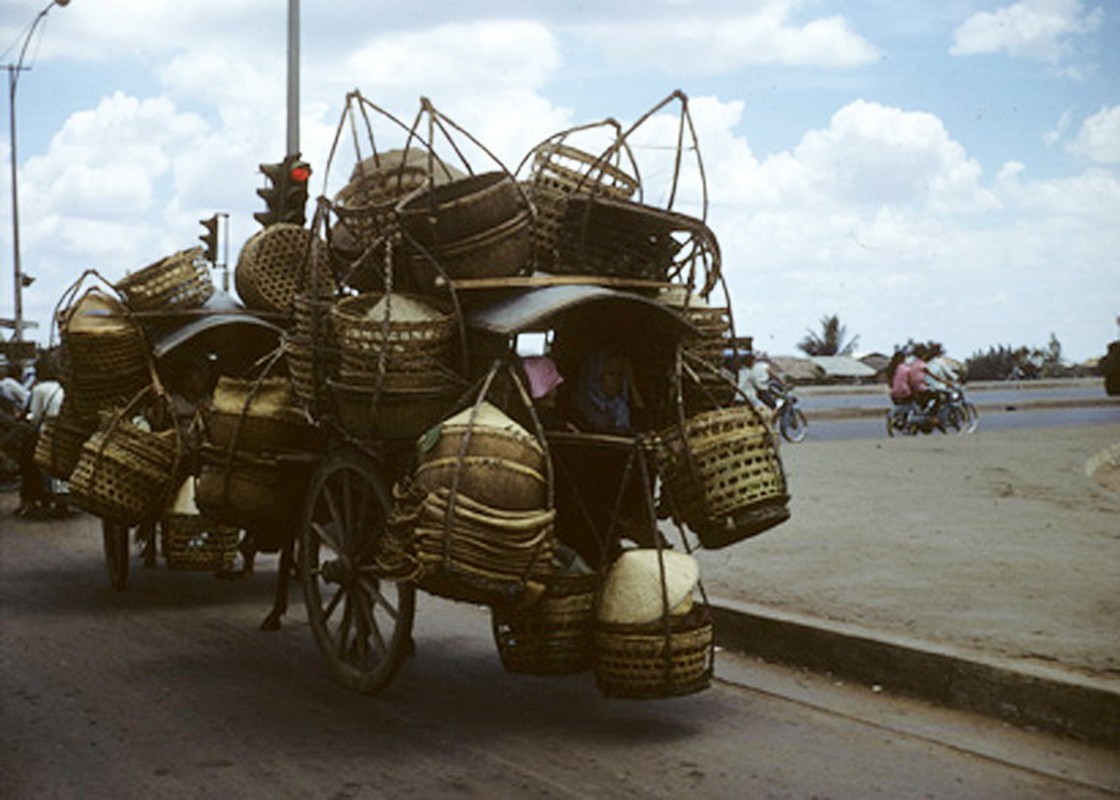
[234,223,333,315]
[68,385,183,525]
[656,404,790,548]
[492,569,599,675]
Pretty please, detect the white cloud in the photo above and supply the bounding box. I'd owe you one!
[949,0,1103,64]
[574,2,880,73]
[1067,105,1120,164]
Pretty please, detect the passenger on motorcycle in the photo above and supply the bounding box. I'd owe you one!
[737,351,782,411]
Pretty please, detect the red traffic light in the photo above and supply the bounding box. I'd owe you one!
[289,163,311,183]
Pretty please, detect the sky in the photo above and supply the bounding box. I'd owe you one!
[1,0,1118,363]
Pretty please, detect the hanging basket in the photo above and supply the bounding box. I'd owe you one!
[33,410,94,481]
[69,391,181,525]
[195,446,311,531]
[492,570,598,675]
[207,374,320,455]
[114,247,214,312]
[593,606,714,699]
[657,405,790,548]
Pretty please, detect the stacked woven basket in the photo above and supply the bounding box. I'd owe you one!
[401,402,556,606]
[196,374,319,543]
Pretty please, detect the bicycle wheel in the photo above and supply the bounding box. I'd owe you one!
[781,407,808,443]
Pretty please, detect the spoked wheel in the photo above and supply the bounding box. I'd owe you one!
[780,407,808,443]
[300,447,416,695]
[102,520,131,590]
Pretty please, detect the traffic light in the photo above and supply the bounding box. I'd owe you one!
[253,154,312,227]
[199,214,220,262]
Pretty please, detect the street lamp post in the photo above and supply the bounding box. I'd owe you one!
[5,0,70,343]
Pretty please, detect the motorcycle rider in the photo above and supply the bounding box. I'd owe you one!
[737,350,782,414]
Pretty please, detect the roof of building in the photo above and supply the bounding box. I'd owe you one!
[810,355,879,379]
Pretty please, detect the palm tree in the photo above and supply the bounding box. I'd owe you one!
[798,314,859,356]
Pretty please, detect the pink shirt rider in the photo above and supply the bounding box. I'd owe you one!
[890,361,912,401]
[907,357,928,395]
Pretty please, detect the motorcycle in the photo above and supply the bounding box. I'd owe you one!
[886,389,978,436]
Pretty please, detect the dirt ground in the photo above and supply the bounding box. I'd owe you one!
[693,423,1120,681]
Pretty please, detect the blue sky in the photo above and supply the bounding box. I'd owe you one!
[1,0,1117,362]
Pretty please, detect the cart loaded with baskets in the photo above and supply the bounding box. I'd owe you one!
[42,90,790,701]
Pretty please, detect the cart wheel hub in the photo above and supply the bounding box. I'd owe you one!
[321,556,353,585]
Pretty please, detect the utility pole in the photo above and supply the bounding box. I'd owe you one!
[287,0,299,157]
[4,0,70,343]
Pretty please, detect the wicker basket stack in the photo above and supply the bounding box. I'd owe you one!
[196,374,319,533]
[405,402,555,605]
[657,405,790,548]
[114,247,214,312]
[328,292,461,439]
[398,171,533,286]
[57,289,151,421]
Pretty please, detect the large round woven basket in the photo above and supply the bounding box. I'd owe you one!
[160,515,240,571]
[332,292,457,379]
[115,247,214,312]
[593,607,714,699]
[492,570,598,675]
[409,209,533,287]
[327,381,459,441]
[69,421,181,525]
[415,456,548,512]
[398,171,524,245]
[657,406,789,548]
[235,224,332,315]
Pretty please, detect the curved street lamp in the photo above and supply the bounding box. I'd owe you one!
[6,0,71,343]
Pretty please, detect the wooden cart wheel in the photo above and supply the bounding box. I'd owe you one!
[299,447,416,694]
[102,519,131,590]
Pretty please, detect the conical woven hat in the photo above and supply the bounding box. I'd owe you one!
[366,293,444,323]
[441,401,531,439]
[596,549,699,625]
[169,476,200,516]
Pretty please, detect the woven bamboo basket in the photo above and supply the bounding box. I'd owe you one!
[33,412,93,481]
[196,446,310,530]
[69,419,181,525]
[593,606,714,699]
[328,381,459,440]
[409,209,533,287]
[492,570,598,675]
[235,224,332,315]
[160,515,240,571]
[114,247,214,312]
[414,456,548,512]
[657,406,789,548]
[399,171,524,245]
[526,142,639,271]
[207,375,320,454]
[332,293,457,382]
[555,196,692,280]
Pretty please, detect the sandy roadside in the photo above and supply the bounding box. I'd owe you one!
[693,424,1120,681]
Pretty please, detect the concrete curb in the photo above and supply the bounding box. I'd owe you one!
[710,598,1120,747]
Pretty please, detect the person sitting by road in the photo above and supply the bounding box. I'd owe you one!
[572,348,645,435]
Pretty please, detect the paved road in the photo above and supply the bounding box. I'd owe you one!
[3,504,1118,798]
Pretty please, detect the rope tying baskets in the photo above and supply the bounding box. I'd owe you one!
[235,224,333,315]
[114,247,214,312]
[657,405,790,548]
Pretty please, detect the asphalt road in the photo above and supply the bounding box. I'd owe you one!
[3,503,1117,799]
